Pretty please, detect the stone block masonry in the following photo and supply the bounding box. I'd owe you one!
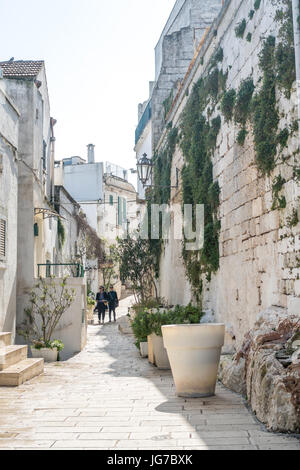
[156,0,300,349]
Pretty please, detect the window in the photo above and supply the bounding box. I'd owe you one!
[109,195,114,206]
[118,197,127,226]
[42,140,47,171]
[0,219,6,259]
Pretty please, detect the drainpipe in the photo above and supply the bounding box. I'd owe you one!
[292,0,300,148]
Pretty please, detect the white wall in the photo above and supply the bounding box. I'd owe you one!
[135,120,152,200]
[0,82,19,337]
[33,277,87,360]
[63,162,104,203]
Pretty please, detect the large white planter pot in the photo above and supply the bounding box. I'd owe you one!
[140,342,148,358]
[31,347,58,363]
[162,324,225,397]
[150,333,170,370]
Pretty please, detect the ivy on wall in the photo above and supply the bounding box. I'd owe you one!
[57,217,65,250]
[147,127,178,277]
[149,0,298,301]
[179,68,224,300]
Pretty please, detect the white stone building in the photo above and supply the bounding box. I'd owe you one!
[0,72,19,338]
[53,184,99,296]
[99,163,141,242]
[0,60,60,330]
[56,145,104,234]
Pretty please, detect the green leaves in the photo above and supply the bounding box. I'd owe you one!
[252,36,279,174]
[115,235,157,302]
[234,78,255,126]
[235,19,247,39]
[221,89,236,122]
[18,277,76,346]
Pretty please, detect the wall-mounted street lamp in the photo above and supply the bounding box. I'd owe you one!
[137,153,179,189]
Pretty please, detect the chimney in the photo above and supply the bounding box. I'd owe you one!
[87,144,95,164]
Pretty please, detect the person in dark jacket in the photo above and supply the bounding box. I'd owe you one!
[95,286,109,324]
[108,285,119,323]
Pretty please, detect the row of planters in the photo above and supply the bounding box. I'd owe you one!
[130,303,225,398]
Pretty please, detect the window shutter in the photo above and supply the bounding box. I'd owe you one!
[123,198,127,223]
[0,219,6,258]
[109,195,114,206]
[118,197,122,226]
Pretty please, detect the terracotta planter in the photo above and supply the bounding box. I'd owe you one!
[150,333,170,370]
[140,342,148,358]
[162,324,225,397]
[31,347,58,363]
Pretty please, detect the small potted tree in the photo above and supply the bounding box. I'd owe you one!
[18,277,76,362]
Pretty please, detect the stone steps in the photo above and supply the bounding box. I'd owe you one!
[0,332,12,348]
[0,358,44,386]
[0,345,28,371]
[0,332,44,386]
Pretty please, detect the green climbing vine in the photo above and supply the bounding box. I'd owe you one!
[272,175,287,210]
[149,0,298,299]
[252,35,280,174]
[163,89,174,119]
[235,19,247,38]
[57,218,65,250]
[273,0,297,98]
[254,0,261,10]
[148,127,178,277]
[221,88,236,122]
[179,66,225,300]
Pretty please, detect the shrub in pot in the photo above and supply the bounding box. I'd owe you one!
[17,277,76,363]
[148,305,203,370]
[130,308,152,357]
[31,340,64,362]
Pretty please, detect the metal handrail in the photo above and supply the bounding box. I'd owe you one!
[37,263,84,278]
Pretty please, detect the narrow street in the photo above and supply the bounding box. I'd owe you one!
[0,297,299,451]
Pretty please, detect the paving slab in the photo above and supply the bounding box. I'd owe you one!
[0,296,299,450]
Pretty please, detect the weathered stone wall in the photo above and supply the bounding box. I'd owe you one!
[0,82,19,337]
[152,0,222,149]
[157,0,300,349]
[5,68,58,333]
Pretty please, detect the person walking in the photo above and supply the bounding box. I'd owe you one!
[108,285,119,323]
[95,286,109,324]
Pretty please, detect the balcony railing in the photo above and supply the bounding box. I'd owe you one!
[37,263,85,278]
[135,101,152,145]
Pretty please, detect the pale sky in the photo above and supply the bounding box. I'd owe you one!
[0,0,175,183]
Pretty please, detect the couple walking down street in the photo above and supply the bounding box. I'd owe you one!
[95,286,119,324]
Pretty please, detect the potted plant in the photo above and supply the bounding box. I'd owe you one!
[162,314,225,397]
[87,296,96,324]
[18,277,76,363]
[148,310,171,370]
[130,308,152,358]
[31,339,64,362]
[148,305,203,370]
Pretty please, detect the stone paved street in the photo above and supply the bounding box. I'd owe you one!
[0,297,299,450]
